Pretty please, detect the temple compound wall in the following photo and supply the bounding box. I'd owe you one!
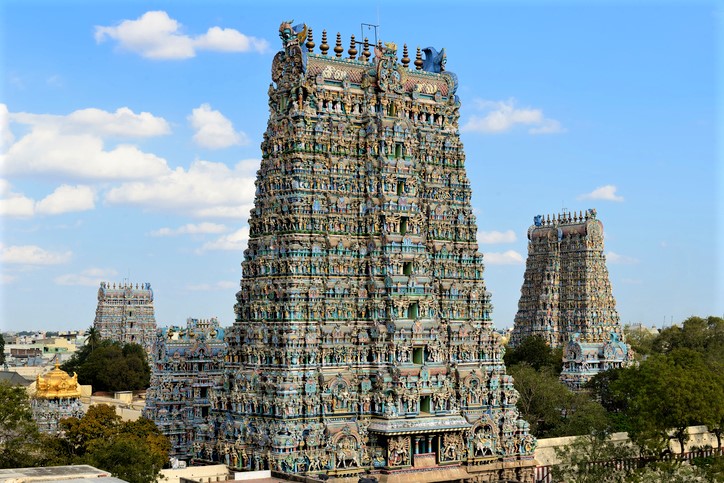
[93,282,157,358]
[144,317,227,460]
[511,210,632,390]
[209,22,536,483]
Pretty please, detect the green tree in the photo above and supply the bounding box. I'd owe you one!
[63,340,150,392]
[609,349,724,453]
[552,433,637,483]
[552,433,712,483]
[0,383,47,468]
[504,335,563,374]
[624,325,657,359]
[509,364,609,438]
[58,405,170,483]
[653,316,724,364]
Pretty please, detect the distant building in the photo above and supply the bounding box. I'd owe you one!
[93,282,157,357]
[144,318,227,460]
[30,362,84,433]
[512,210,632,389]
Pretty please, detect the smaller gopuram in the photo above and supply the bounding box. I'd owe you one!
[31,363,84,433]
[143,317,227,461]
[511,209,632,389]
[93,281,157,357]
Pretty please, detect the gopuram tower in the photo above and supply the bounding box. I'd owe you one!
[93,281,157,358]
[214,22,536,482]
[511,210,631,389]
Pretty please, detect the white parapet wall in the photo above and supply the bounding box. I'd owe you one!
[159,464,229,483]
[534,425,720,467]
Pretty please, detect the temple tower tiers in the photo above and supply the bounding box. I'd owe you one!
[93,281,157,358]
[213,22,536,482]
[511,210,632,389]
[144,317,227,460]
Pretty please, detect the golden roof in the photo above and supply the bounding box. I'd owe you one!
[35,363,81,399]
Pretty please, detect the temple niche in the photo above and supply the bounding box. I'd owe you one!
[93,282,157,359]
[511,210,633,390]
[144,317,227,461]
[212,22,536,482]
[31,363,84,433]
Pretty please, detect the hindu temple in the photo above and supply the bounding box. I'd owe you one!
[93,281,157,358]
[210,22,536,482]
[511,210,632,389]
[144,317,227,460]
[31,363,84,433]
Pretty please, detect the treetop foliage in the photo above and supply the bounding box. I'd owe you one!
[504,335,563,374]
[61,335,150,392]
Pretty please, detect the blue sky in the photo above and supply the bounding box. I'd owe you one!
[1,1,721,333]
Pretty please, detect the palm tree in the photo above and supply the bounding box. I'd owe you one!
[85,326,101,351]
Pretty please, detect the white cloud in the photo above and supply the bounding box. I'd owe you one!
[1,128,170,181]
[95,11,269,60]
[477,230,517,244]
[0,244,72,265]
[0,184,35,217]
[11,107,170,138]
[189,104,248,149]
[106,159,258,218]
[483,250,525,265]
[462,98,565,135]
[578,185,624,202]
[0,182,95,217]
[186,280,238,291]
[55,267,118,286]
[200,226,250,251]
[0,104,14,151]
[606,251,639,265]
[36,185,95,215]
[151,222,228,236]
[1,106,172,181]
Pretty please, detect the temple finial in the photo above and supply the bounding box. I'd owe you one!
[401,44,410,68]
[348,34,357,60]
[334,32,343,58]
[306,27,315,52]
[414,47,423,70]
[320,30,329,55]
[362,37,370,62]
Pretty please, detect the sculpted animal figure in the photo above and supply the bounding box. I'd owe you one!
[422,47,446,73]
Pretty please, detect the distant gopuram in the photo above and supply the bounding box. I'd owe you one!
[211,22,536,482]
[93,281,157,357]
[511,210,632,389]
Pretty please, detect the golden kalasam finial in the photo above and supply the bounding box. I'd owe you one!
[306,27,315,52]
[348,34,357,60]
[401,44,410,68]
[362,37,370,61]
[414,47,423,70]
[320,30,329,55]
[334,32,343,58]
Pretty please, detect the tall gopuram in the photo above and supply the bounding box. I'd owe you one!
[214,22,536,482]
[511,210,632,390]
[93,281,157,357]
[144,317,227,460]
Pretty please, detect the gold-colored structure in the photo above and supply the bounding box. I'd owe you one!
[35,363,82,399]
[32,363,84,432]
